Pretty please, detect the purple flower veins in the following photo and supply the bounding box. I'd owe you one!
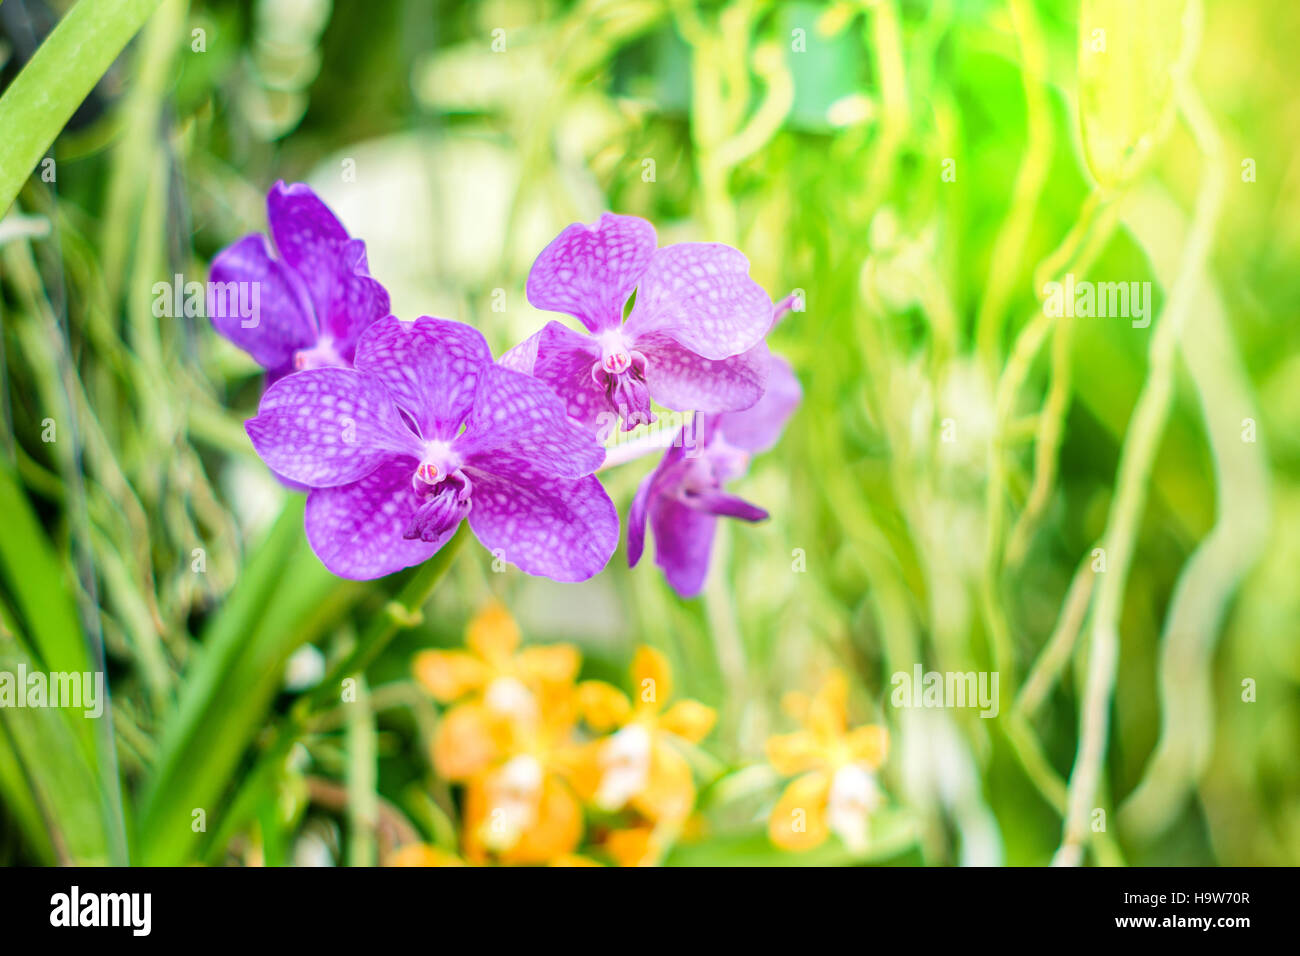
[209,181,389,383]
[628,350,801,598]
[246,315,618,581]
[501,213,773,435]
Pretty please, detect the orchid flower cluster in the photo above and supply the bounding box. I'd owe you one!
[210,183,800,596]
[388,604,889,866]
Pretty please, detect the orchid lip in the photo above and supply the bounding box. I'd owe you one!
[403,467,473,542]
[590,343,654,431]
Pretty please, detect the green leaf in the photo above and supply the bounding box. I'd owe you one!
[0,457,119,863]
[0,0,163,217]
[0,633,114,864]
[0,450,91,678]
[135,499,361,865]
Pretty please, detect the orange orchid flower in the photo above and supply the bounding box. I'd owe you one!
[764,670,889,853]
[414,602,579,713]
[386,844,466,867]
[572,646,716,826]
[387,841,601,868]
[414,602,579,781]
[460,684,588,865]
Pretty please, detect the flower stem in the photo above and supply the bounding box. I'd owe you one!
[1057,0,1223,865]
[295,525,468,719]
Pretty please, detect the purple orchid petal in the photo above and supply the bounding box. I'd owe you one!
[639,332,767,413]
[514,321,609,432]
[526,213,656,334]
[649,496,718,598]
[627,442,689,567]
[497,328,542,375]
[305,458,447,580]
[716,352,802,453]
[624,243,772,359]
[464,465,617,582]
[456,364,606,478]
[322,239,390,361]
[246,367,421,487]
[627,471,654,568]
[267,181,350,327]
[210,183,388,377]
[627,348,799,596]
[208,234,316,373]
[688,490,768,521]
[354,316,492,440]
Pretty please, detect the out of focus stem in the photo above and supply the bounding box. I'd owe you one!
[297,527,466,717]
[1057,0,1222,865]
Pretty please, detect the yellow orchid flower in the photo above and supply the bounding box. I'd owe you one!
[460,684,587,865]
[414,602,580,715]
[765,670,889,853]
[573,646,716,825]
[385,844,466,867]
[604,826,658,867]
[414,602,580,781]
[387,841,602,868]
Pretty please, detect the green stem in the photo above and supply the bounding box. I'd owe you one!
[1058,0,1223,864]
[973,0,1053,367]
[297,527,467,718]
[345,672,377,867]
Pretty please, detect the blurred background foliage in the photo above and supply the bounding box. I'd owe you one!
[0,0,1297,866]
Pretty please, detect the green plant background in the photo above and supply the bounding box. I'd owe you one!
[0,0,1296,866]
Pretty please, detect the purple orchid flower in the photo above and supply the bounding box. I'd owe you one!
[245,315,618,581]
[628,350,801,598]
[501,213,773,435]
[208,181,389,383]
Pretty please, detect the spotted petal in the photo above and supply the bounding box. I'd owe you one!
[354,315,492,440]
[624,243,773,359]
[246,367,421,487]
[526,213,656,333]
[639,333,767,414]
[497,327,542,375]
[716,351,801,453]
[457,364,606,478]
[208,234,316,374]
[321,238,390,361]
[304,458,447,580]
[510,321,609,433]
[464,464,617,582]
[267,181,350,327]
